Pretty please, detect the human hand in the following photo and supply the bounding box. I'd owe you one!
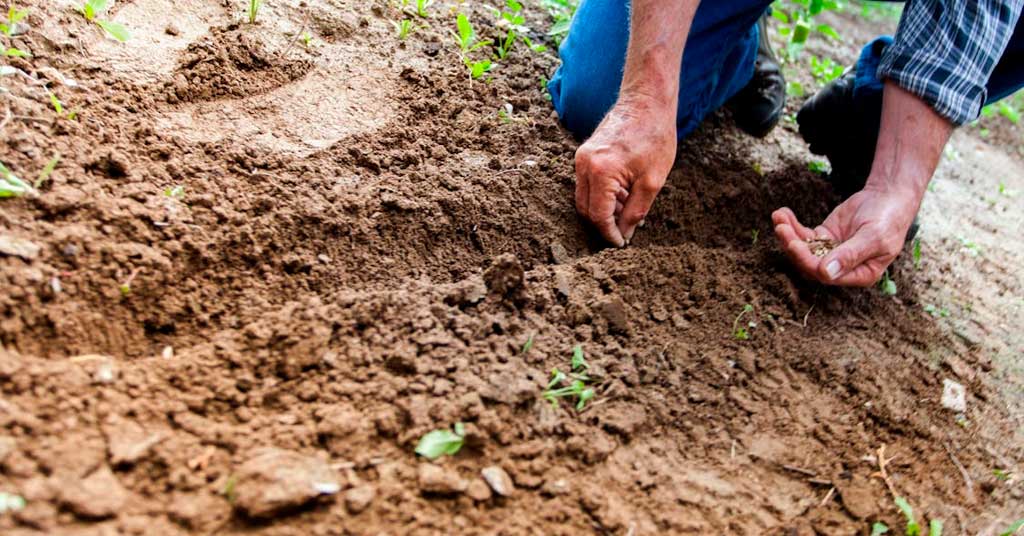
[772,185,922,287]
[574,98,677,247]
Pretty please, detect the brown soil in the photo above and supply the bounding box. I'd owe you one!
[0,2,1021,535]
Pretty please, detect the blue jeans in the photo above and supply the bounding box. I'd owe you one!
[549,0,1024,141]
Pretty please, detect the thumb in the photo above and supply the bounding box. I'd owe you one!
[617,178,661,243]
[818,230,878,285]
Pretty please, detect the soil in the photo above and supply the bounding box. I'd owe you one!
[0,2,1022,535]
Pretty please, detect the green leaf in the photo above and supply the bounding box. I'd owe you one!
[928,519,943,536]
[415,425,465,460]
[49,93,64,116]
[895,497,920,536]
[96,19,130,42]
[912,238,921,268]
[576,387,594,410]
[770,9,789,24]
[571,344,588,371]
[816,23,841,41]
[456,12,473,49]
[871,523,890,536]
[9,7,29,25]
[35,154,60,189]
[4,47,29,57]
[0,162,35,198]
[521,333,534,354]
[880,274,897,296]
[1000,519,1024,536]
[791,20,811,45]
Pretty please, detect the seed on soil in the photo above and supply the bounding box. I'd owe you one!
[417,464,467,495]
[941,379,967,413]
[481,466,515,497]
[805,237,837,258]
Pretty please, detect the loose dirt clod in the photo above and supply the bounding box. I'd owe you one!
[805,237,838,258]
[417,464,467,495]
[59,467,127,519]
[232,449,340,519]
[343,485,375,514]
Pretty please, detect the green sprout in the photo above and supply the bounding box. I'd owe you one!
[415,422,465,460]
[453,13,493,80]
[912,237,921,268]
[222,474,238,504]
[0,6,28,36]
[808,160,829,173]
[521,333,534,354]
[79,0,130,42]
[923,304,950,318]
[871,523,890,536]
[809,55,845,86]
[49,92,78,121]
[35,154,59,189]
[542,345,595,411]
[771,0,843,59]
[414,0,433,18]
[879,270,897,296]
[957,236,982,257]
[1001,519,1024,536]
[0,161,36,198]
[895,497,921,536]
[751,229,760,246]
[164,185,185,198]
[540,0,577,46]
[998,181,1018,198]
[392,18,415,40]
[732,304,754,340]
[247,0,261,24]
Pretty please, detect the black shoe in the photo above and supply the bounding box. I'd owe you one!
[729,14,786,138]
[797,70,919,242]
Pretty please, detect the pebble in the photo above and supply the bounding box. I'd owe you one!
[232,448,340,519]
[481,466,515,497]
[941,379,967,413]
[466,479,492,502]
[0,234,41,260]
[417,464,466,495]
[60,466,127,519]
[549,242,570,264]
[164,23,180,36]
[597,297,630,333]
[344,485,375,514]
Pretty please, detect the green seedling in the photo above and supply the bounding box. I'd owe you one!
[49,92,77,121]
[895,497,920,535]
[222,474,238,503]
[4,47,28,57]
[809,55,844,85]
[808,160,829,173]
[912,237,921,268]
[0,6,28,36]
[301,32,314,49]
[998,181,1018,198]
[871,523,890,536]
[786,80,805,97]
[997,100,1021,124]
[923,304,949,318]
[0,161,36,198]
[79,0,130,42]
[499,0,526,27]
[415,422,465,460]
[35,154,59,189]
[453,13,490,53]
[543,345,595,410]
[1001,519,1024,536]
[733,304,754,340]
[929,520,943,536]
[496,29,515,59]
[771,0,842,59]
[521,333,534,354]
[392,18,414,40]
[414,0,432,18]
[540,0,577,46]
[466,58,492,79]
[0,492,26,514]
[879,270,897,296]
[751,229,760,246]
[957,236,982,257]
[247,0,261,24]
[992,468,1012,481]
[164,185,184,198]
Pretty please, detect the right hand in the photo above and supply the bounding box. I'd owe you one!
[574,97,678,247]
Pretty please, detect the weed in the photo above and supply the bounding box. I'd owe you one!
[453,13,493,80]
[787,80,804,97]
[301,32,314,49]
[540,0,577,46]
[415,422,465,460]
[414,0,433,18]
[771,0,843,59]
[79,0,130,42]
[912,237,921,268]
[894,496,943,536]
[543,345,595,411]
[992,468,1012,481]
[809,55,844,85]
[733,304,754,340]
[879,270,897,296]
[48,92,77,120]
[0,6,28,36]
[0,161,36,198]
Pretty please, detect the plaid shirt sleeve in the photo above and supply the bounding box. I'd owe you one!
[877,0,1024,125]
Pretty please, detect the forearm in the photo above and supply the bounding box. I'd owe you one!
[866,82,953,200]
[619,0,699,109]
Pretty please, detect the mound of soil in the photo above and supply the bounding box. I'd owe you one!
[0,1,1020,535]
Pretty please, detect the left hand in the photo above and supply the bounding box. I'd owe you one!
[772,184,921,287]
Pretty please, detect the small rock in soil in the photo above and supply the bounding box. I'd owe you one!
[837,476,878,520]
[165,23,180,36]
[344,485,375,514]
[466,479,492,502]
[941,379,967,412]
[0,234,41,260]
[0,435,15,463]
[107,422,165,466]
[481,466,515,497]
[553,270,572,298]
[598,297,630,334]
[549,242,570,264]
[417,463,467,495]
[59,466,127,519]
[232,448,340,519]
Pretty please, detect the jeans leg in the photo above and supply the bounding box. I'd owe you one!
[548,0,773,140]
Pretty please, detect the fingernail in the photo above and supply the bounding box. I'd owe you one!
[624,228,636,243]
[826,260,841,279]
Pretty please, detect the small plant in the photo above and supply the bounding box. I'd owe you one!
[998,181,1018,198]
[912,237,921,268]
[1000,519,1024,536]
[164,185,185,198]
[540,0,577,46]
[35,154,59,189]
[893,496,943,536]
[751,229,760,246]
[543,345,595,411]
[415,422,465,460]
[453,13,493,80]
[733,304,754,340]
[871,523,890,536]
[957,236,982,257]
[0,6,28,36]
[414,0,432,18]
[809,55,844,86]
[48,92,77,121]
[923,304,950,318]
[79,0,130,42]
[521,332,534,354]
[221,474,238,504]
[392,18,414,40]
[879,270,897,296]
[808,160,829,173]
[0,161,37,198]
[247,0,261,24]
[771,0,842,59]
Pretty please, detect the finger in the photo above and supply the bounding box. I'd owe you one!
[588,180,626,247]
[574,170,590,220]
[615,186,628,203]
[771,208,818,240]
[818,230,879,284]
[783,238,823,280]
[831,262,885,287]
[617,177,662,242]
